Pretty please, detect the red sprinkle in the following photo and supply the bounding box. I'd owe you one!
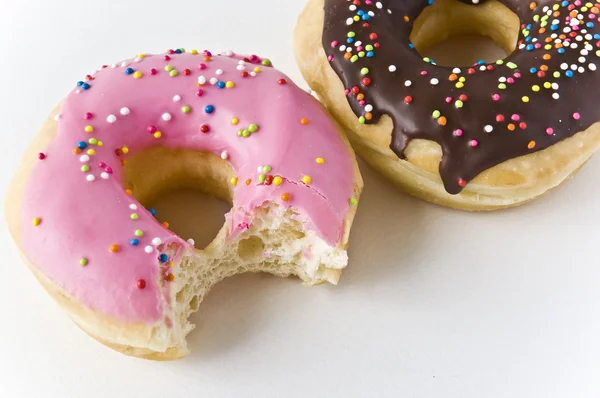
[278,78,287,85]
[38,153,46,160]
[404,96,413,104]
[200,124,210,133]
[458,179,467,187]
[84,112,93,120]
[150,68,158,75]
[164,55,171,61]
[147,125,157,134]
[241,71,249,78]
[362,77,371,86]
[196,89,204,97]
[183,68,191,76]
[519,122,527,129]
[198,63,207,70]
[496,114,505,122]
[369,33,378,40]
[136,279,146,289]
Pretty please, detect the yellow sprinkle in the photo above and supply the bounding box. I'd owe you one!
[254,67,261,73]
[134,71,143,79]
[273,176,283,186]
[191,49,198,55]
[455,82,464,89]
[97,141,103,147]
[121,147,129,154]
[230,177,238,186]
[544,44,552,50]
[168,262,174,268]
[226,81,235,89]
[532,85,540,92]
[302,176,312,185]
[137,53,145,59]
[231,117,239,125]
[544,82,552,89]
[522,96,530,103]
[87,149,95,156]
[84,125,93,133]
[458,77,466,82]
[32,217,41,226]
[154,131,162,139]
[316,157,325,164]
[353,15,360,21]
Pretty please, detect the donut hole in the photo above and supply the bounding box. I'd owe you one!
[409,0,519,67]
[122,147,234,250]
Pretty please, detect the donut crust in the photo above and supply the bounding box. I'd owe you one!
[294,0,600,210]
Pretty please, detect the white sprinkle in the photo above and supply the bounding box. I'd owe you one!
[120,107,130,115]
[236,65,246,71]
[216,69,224,75]
[250,71,257,77]
[499,77,507,82]
[224,50,233,57]
[349,4,357,10]
[430,78,439,86]
[339,45,347,52]
[578,66,585,73]
[581,49,589,56]
[221,151,229,160]
[173,95,181,102]
[144,246,154,254]
[346,17,354,25]
[187,238,195,246]
[586,44,593,51]
[368,11,375,17]
[257,166,263,173]
[152,237,162,246]
[54,114,62,121]
[354,41,362,47]
[578,56,586,63]
[162,113,172,121]
[86,175,95,182]
[452,68,461,74]
[571,43,578,49]
[111,63,118,68]
[198,76,207,85]
[560,63,568,70]
[571,64,578,71]
[404,80,412,87]
[134,57,143,63]
[101,172,109,179]
[472,0,479,3]
[121,61,129,68]
[589,63,597,71]
[238,60,246,65]
[129,204,138,210]
[107,115,117,123]
[389,65,397,72]
[479,65,486,71]
[365,105,374,112]
[75,90,81,94]
[79,155,90,163]
[551,82,559,90]
[376,2,382,8]
[552,93,560,100]
[209,77,218,85]
[484,125,493,133]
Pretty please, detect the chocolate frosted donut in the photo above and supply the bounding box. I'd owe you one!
[295,0,600,209]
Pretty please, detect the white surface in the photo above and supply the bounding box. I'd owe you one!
[1,1,600,397]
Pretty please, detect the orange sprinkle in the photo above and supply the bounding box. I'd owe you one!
[165,274,175,282]
[73,148,81,154]
[204,56,211,61]
[438,116,447,126]
[507,123,516,131]
[245,179,252,186]
[300,118,309,125]
[357,93,365,101]
[539,27,546,34]
[448,74,458,81]
[403,15,410,22]
[553,11,560,17]
[559,34,566,40]
[592,7,599,14]
[545,37,553,43]
[540,65,549,71]
[570,10,578,18]
[528,141,536,149]
[125,189,133,195]
[529,1,537,9]
[162,222,170,228]
[365,112,373,120]
[281,193,291,202]
[542,54,551,61]
[109,244,120,253]
[344,52,352,60]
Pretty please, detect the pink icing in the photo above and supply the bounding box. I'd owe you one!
[20,51,355,324]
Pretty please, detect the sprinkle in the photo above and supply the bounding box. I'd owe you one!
[120,107,130,115]
[129,204,137,210]
[528,140,536,149]
[32,217,41,226]
[389,65,397,72]
[430,78,439,85]
[573,112,581,120]
[546,127,554,135]
[273,176,283,186]
[130,213,139,220]
[484,125,494,133]
[469,139,479,147]
[152,238,162,246]
[300,118,309,125]
[107,115,117,123]
[79,258,88,266]
[181,105,191,114]
[136,279,146,289]
[38,153,46,160]
[221,151,229,160]
[109,244,120,253]
[205,105,215,114]
[230,177,238,185]
[84,125,94,133]
[248,124,259,133]
[134,71,142,79]
[159,254,168,263]
[316,157,325,164]
[144,246,153,254]
[135,229,144,237]
[173,95,181,102]
[350,198,358,205]
[154,131,162,139]
[162,113,172,121]
[281,193,291,202]
[302,176,312,184]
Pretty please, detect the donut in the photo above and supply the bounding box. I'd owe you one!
[6,49,362,359]
[295,0,600,210]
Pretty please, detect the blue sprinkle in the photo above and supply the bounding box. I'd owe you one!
[529,67,537,74]
[526,24,532,30]
[550,24,558,31]
[357,10,364,16]
[408,43,414,49]
[77,141,87,149]
[594,34,600,40]
[81,83,90,90]
[566,70,574,78]
[149,208,156,216]
[558,48,566,54]
[366,51,374,57]
[427,0,433,5]
[525,36,532,42]
[347,37,354,44]
[587,22,594,29]
[77,81,84,86]
[205,105,215,114]
[217,81,226,89]
[362,14,370,21]
[159,254,168,263]
[175,49,182,54]
[526,44,534,51]
[125,68,134,75]
[477,60,485,65]
[561,0,568,6]
[130,239,139,246]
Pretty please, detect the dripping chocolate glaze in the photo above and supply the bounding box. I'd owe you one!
[323,0,600,194]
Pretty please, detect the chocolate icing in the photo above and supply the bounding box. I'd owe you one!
[322,0,600,194]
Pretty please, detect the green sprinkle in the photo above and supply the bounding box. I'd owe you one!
[540,21,547,28]
[553,71,561,78]
[498,83,507,90]
[135,229,144,237]
[237,129,243,137]
[130,213,139,220]
[506,62,518,69]
[358,51,366,58]
[261,59,272,66]
[423,57,430,63]
[351,55,359,63]
[596,50,600,57]
[88,138,98,145]
[365,44,374,51]
[350,198,358,205]
[348,32,356,38]
[81,165,89,172]
[455,100,464,109]
[258,174,266,183]
[248,124,259,133]
[164,65,173,72]
[360,68,369,75]
[358,116,366,124]
[541,15,549,21]
[170,70,178,77]
[179,48,185,53]
[496,60,504,65]
[533,15,540,22]
[263,165,272,173]
[432,110,441,119]
[181,105,190,113]
[79,257,88,266]
[242,129,250,137]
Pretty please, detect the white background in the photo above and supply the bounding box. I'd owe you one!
[1,1,600,397]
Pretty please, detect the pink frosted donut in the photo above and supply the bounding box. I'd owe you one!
[6,49,362,359]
